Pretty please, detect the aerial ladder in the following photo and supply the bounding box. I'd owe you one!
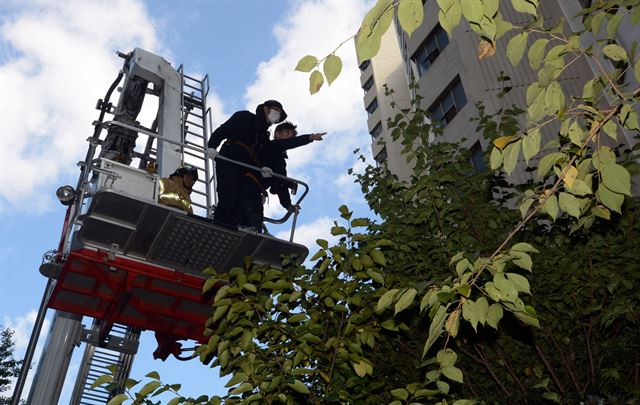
[12,48,309,404]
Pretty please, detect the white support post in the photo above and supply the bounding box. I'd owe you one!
[127,48,183,177]
[26,311,83,405]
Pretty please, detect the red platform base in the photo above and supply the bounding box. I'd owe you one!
[48,248,220,343]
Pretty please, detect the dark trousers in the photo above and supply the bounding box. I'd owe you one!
[213,161,241,226]
[239,180,264,232]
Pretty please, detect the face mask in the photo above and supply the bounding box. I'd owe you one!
[267,109,281,124]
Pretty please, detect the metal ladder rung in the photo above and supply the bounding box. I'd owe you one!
[184,150,206,160]
[183,73,204,82]
[183,82,202,91]
[185,129,205,137]
[185,111,204,119]
[185,119,203,129]
[184,140,205,148]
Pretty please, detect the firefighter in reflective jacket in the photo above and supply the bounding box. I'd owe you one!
[158,165,198,214]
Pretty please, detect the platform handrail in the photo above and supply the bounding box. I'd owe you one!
[97,120,309,240]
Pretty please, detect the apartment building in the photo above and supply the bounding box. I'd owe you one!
[358,0,639,183]
[359,19,412,179]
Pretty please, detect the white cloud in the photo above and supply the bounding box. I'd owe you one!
[242,0,371,172]
[334,158,368,204]
[276,216,337,250]
[0,0,164,212]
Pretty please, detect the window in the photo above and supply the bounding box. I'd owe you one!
[366,97,379,116]
[362,76,374,92]
[470,141,487,172]
[375,146,388,165]
[359,60,371,71]
[411,24,449,77]
[428,76,467,127]
[370,122,383,139]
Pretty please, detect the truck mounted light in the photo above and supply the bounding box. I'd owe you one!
[56,185,76,206]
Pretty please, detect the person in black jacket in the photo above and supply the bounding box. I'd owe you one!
[207,100,287,228]
[260,121,325,216]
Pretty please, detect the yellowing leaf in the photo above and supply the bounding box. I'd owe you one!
[478,39,496,60]
[323,54,342,86]
[309,70,324,94]
[493,135,518,150]
[563,166,578,188]
[295,55,318,72]
[353,361,367,377]
[445,309,460,337]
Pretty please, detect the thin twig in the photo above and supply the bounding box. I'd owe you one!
[535,343,565,394]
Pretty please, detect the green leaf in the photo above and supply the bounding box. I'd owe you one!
[603,44,628,62]
[107,394,129,405]
[203,277,219,294]
[309,70,324,95]
[390,388,409,400]
[596,185,624,213]
[289,379,310,394]
[397,0,424,37]
[288,313,307,323]
[462,299,479,331]
[519,198,534,219]
[506,32,528,66]
[486,303,503,329]
[353,361,367,377]
[356,0,394,63]
[607,11,624,38]
[461,0,484,23]
[513,310,540,328]
[295,55,318,72]
[437,380,450,394]
[528,38,549,70]
[230,382,254,395]
[502,140,521,175]
[542,194,559,221]
[138,380,162,397]
[522,129,540,163]
[567,121,586,146]
[323,54,342,86]
[377,288,399,312]
[91,374,113,389]
[506,273,531,295]
[602,119,617,141]
[437,348,457,367]
[145,371,160,380]
[370,249,386,266]
[511,0,538,16]
[366,269,384,284]
[330,225,347,235]
[437,0,462,36]
[424,305,447,357]
[559,192,582,218]
[453,401,477,405]
[544,81,564,115]
[489,146,503,170]
[511,242,538,253]
[512,250,533,271]
[601,162,631,196]
[635,58,640,82]
[395,288,417,315]
[167,398,181,405]
[442,366,464,383]
[316,239,328,249]
[537,152,564,180]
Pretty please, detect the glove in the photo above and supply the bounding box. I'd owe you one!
[206,147,217,160]
[261,166,273,178]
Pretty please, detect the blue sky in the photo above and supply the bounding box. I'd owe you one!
[0,0,375,402]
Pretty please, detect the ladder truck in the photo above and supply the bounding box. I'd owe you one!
[12,48,309,405]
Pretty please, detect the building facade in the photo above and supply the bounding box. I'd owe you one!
[358,0,640,183]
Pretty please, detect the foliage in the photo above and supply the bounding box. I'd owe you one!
[0,326,24,405]
[95,0,640,403]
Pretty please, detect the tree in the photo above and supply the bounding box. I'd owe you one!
[96,0,640,403]
[0,326,23,405]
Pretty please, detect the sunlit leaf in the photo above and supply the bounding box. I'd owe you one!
[506,32,528,65]
[309,70,324,94]
[323,54,342,86]
[295,55,318,72]
[397,0,424,37]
